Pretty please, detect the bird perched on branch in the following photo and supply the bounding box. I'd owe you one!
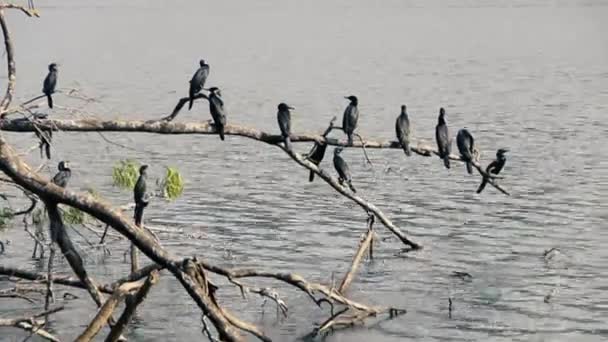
[277,103,294,151]
[477,148,508,193]
[457,128,475,174]
[342,95,359,146]
[188,59,210,110]
[395,105,412,156]
[435,107,451,169]
[208,87,227,140]
[43,63,58,109]
[51,161,71,188]
[333,147,356,193]
[133,165,149,226]
[306,142,327,182]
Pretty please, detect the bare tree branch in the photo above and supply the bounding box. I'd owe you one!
[338,215,375,294]
[105,271,159,342]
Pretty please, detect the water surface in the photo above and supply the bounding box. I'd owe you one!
[1,0,607,341]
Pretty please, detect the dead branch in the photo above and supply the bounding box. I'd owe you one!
[0,117,510,196]
[163,93,209,121]
[105,270,159,342]
[74,276,150,342]
[0,263,162,295]
[0,306,64,342]
[338,215,375,294]
[0,3,40,17]
[46,201,105,307]
[0,5,39,114]
[44,243,56,322]
[197,259,381,313]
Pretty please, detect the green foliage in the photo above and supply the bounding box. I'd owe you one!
[160,167,184,200]
[63,206,87,225]
[112,159,140,189]
[0,207,14,228]
[112,159,185,201]
[62,189,101,225]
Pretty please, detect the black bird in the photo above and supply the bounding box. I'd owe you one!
[306,142,327,182]
[208,87,227,140]
[435,107,451,169]
[333,147,356,193]
[43,63,58,109]
[51,161,71,188]
[477,148,508,193]
[133,165,149,226]
[277,103,294,150]
[188,59,210,110]
[342,96,359,145]
[456,128,475,174]
[395,105,412,156]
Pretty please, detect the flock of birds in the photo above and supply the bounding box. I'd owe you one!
[184,59,509,194]
[42,58,508,211]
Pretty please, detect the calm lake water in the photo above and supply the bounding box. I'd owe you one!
[1,0,608,341]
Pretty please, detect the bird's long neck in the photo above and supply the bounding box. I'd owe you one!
[438,115,446,125]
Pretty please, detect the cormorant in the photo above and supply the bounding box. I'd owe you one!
[43,63,58,109]
[435,107,451,169]
[133,165,149,226]
[395,105,412,156]
[456,128,475,174]
[188,59,210,110]
[307,142,327,182]
[342,95,359,146]
[277,103,294,150]
[51,161,71,188]
[333,147,356,193]
[477,148,508,193]
[208,87,227,140]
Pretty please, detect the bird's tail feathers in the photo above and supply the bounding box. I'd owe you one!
[476,178,488,194]
[219,125,225,141]
[443,155,450,169]
[309,170,315,182]
[284,136,292,151]
[47,94,53,109]
[466,162,473,174]
[403,144,411,157]
[347,134,353,146]
[188,95,194,110]
[348,181,357,193]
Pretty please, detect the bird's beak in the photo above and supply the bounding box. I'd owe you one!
[288,106,295,110]
[344,96,349,99]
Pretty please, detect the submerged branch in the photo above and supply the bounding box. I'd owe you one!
[338,215,375,294]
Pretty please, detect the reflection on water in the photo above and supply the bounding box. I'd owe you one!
[1,0,608,341]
